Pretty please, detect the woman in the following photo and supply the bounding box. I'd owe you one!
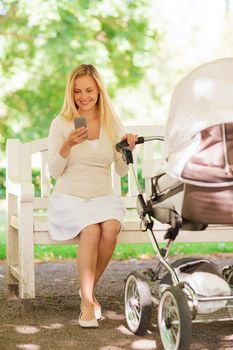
[47,64,137,328]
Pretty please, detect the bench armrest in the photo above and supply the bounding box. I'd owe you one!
[7,179,34,202]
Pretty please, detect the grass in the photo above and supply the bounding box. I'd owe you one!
[1,209,233,261]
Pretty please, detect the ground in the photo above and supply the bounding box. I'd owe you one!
[0,255,233,350]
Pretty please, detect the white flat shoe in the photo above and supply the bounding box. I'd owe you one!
[79,288,102,320]
[78,312,98,328]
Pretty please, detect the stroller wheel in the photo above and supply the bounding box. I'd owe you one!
[158,286,191,350]
[124,271,152,335]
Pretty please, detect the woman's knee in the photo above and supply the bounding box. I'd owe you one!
[101,220,121,240]
[80,224,101,243]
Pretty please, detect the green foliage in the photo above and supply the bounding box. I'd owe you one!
[0,168,5,199]
[0,0,159,151]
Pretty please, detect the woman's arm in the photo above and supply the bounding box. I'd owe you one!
[48,117,88,179]
[48,118,70,179]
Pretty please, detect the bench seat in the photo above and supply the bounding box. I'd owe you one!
[9,212,233,245]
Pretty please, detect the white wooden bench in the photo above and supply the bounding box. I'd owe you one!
[6,125,233,301]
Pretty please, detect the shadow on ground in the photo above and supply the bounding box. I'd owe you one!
[0,256,233,350]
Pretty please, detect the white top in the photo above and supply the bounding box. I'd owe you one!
[87,139,99,148]
[48,116,128,198]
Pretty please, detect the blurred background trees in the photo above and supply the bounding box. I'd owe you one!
[1,0,233,154]
[0,0,158,150]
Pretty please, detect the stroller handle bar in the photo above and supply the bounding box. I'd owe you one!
[115,135,165,152]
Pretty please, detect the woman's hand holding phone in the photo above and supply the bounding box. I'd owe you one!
[69,117,88,145]
[59,118,88,158]
[68,126,88,147]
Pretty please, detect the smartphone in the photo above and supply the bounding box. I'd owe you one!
[74,117,87,129]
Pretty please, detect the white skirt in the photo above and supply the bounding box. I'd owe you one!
[47,193,125,241]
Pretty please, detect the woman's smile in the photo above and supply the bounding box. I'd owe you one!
[80,100,91,105]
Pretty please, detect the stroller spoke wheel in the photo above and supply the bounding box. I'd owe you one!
[158,286,192,350]
[124,271,152,335]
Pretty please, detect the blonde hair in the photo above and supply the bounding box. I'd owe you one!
[60,64,122,144]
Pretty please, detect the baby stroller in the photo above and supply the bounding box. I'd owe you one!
[116,58,233,350]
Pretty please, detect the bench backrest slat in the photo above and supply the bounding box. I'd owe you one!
[40,150,50,198]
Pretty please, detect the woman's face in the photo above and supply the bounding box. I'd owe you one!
[74,75,99,113]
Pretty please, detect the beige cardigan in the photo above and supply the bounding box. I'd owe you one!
[48,116,128,198]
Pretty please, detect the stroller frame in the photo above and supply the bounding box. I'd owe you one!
[117,137,233,350]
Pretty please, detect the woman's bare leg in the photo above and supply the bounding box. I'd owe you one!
[77,224,101,320]
[94,219,121,288]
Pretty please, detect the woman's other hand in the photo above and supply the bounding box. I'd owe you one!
[121,133,138,150]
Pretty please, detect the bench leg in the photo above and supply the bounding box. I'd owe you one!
[18,201,35,299]
[6,194,19,298]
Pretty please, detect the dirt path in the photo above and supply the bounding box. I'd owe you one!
[0,255,233,350]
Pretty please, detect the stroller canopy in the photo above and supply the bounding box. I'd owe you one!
[166,58,233,180]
